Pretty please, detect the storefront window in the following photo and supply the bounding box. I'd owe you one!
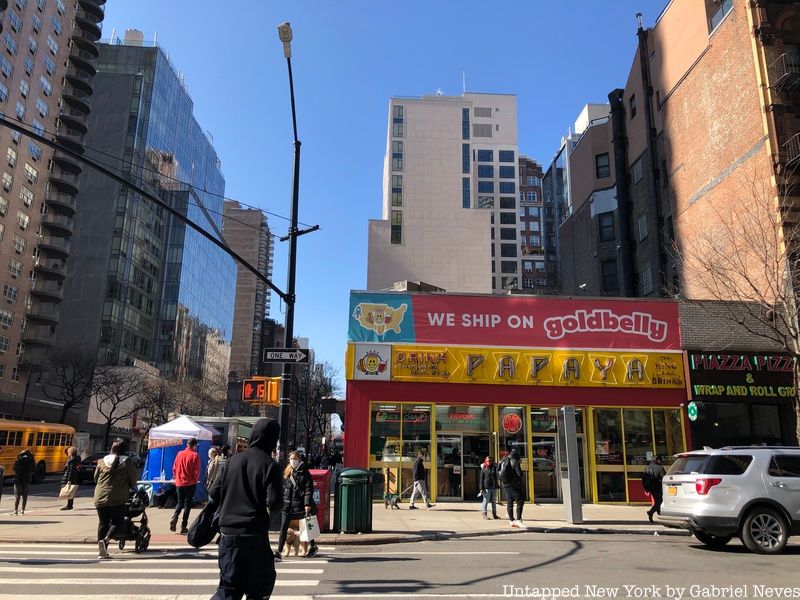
[597,472,626,502]
[370,403,401,462]
[593,409,623,465]
[654,409,684,466]
[623,409,652,467]
[401,405,432,494]
[436,405,490,432]
[498,406,527,458]
[532,407,583,434]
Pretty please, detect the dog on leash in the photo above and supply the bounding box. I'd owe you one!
[282,519,309,557]
[384,494,400,509]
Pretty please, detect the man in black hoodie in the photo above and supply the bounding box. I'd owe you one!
[209,418,283,600]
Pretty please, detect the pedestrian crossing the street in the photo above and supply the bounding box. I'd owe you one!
[0,542,332,599]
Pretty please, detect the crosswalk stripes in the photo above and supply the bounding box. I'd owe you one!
[0,542,329,599]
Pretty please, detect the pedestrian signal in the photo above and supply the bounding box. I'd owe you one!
[242,377,281,405]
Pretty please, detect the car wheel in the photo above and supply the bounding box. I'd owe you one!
[692,530,733,548]
[741,507,788,554]
[33,462,46,484]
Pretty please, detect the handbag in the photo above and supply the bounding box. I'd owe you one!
[59,483,78,500]
[299,515,319,542]
[187,502,219,548]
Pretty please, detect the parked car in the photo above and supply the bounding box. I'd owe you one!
[76,452,144,484]
[659,447,800,554]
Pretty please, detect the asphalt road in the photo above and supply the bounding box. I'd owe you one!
[0,532,796,599]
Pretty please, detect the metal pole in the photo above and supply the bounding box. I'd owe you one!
[278,53,301,463]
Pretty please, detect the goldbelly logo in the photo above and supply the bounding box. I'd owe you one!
[356,350,388,376]
[353,303,408,337]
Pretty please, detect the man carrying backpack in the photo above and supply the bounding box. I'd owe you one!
[499,448,526,528]
[642,456,666,523]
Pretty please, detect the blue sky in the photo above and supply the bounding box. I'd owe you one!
[102,0,666,385]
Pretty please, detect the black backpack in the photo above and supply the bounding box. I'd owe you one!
[641,471,657,493]
[498,457,515,484]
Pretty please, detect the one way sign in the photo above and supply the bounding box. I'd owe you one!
[263,348,309,363]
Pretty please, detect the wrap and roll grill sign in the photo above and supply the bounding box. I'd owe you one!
[689,353,796,400]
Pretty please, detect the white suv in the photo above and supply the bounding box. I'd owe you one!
[659,447,800,554]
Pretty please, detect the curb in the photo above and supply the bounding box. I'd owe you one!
[0,525,689,546]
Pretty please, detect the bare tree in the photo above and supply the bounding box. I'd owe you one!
[674,169,800,437]
[173,377,226,416]
[42,347,97,424]
[294,360,341,455]
[92,366,147,448]
[139,377,178,439]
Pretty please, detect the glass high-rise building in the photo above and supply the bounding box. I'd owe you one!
[56,30,235,394]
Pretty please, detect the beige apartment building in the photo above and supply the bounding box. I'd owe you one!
[222,200,273,378]
[367,93,521,293]
[0,0,104,410]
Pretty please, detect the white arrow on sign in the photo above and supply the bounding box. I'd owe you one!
[263,349,309,363]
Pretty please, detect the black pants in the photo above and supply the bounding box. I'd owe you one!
[14,481,30,512]
[649,489,664,515]
[96,504,125,542]
[212,533,276,600]
[277,511,317,553]
[505,486,524,521]
[172,484,196,527]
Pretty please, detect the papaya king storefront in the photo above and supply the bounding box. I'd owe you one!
[344,291,690,504]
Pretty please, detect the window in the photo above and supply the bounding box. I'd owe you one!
[499,165,515,179]
[709,0,733,32]
[0,308,12,327]
[11,367,20,382]
[0,336,8,353]
[17,79,28,99]
[526,175,541,187]
[462,178,471,209]
[27,142,41,162]
[637,214,648,241]
[0,196,7,215]
[32,118,44,136]
[477,164,493,178]
[9,10,23,33]
[32,14,42,33]
[770,455,800,478]
[501,261,518,273]
[477,195,493,209]
[390,210,402,244]
[46,35,58,55]
[0,81,7,102]
[11,234,25,253]
[16,210,29,230]
[497,181,514,195]
[2,283,17,302]
[36,0,45,12]
[7,148,17,168]
[35,97,47,117]
[632,158,643,183]
[55,0,65,14]
[599,211,615,242]
[472,123,492,137]
[478,181,494,194]
[595,153,610,178]
[601,259,618,292]
[499,150,515,163]
[642,265,653,295]
[23,57,33,75]
[2,172,12,192]
[8,259,21,277]
[473,106,492,118]
[0,55,13,78]
[500,212,516,225]
[462,143,470,174]
[500,227,517,240]
[43,56,55,76]
[391,140,403,171]
[501,243,517,258]
[40,76,51,97]
[391,175,402,207]
[462,108,470,140]
[499,196,515,209]
[24,163,38,183]
[51,16,63,36]
[4,32,18,56]
[527,191,537,202]
[629,94,637,119]
[28,36,37,55]
[14,100,25,120]
[529,206,541,218]
[477,149,493,162]
[16,342,23,357]
[16,0,28,9]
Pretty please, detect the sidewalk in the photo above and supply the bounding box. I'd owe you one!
[0,489,688,545]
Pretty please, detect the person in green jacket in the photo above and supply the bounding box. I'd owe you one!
[94,439,139,559]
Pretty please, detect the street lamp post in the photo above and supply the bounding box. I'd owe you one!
[20,365,42,418]
[277,21,301,462]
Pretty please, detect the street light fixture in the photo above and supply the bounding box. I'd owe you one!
[277,21,302,462]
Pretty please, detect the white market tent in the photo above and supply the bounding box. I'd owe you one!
[148,415,215,441]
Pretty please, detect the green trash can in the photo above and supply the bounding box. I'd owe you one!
[334,468,373,533]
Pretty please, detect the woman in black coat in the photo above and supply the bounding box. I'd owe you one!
[275,451,318,559]
[61,446,80,510]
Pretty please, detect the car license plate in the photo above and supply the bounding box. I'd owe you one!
[668,486,677,496]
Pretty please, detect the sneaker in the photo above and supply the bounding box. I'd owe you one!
[492,514,499,520]
[408,505,418,510]
[11,510,16,516]
[510,520,517,527]
[482,513,488,520]
[180,526,189,534]
[60,506,72,511]
[169,518,177,532]
[273,551,282,562]
[515,520,528,529]
[305,544,318,558]
[426,504,434,510]
[20,511,24,515]
[97,540,108,559]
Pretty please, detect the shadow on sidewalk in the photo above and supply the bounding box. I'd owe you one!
[0,520,60,525]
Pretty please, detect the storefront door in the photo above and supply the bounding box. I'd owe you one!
[463,435,491,499]
[437,435,463,500]
[532,436,559,500]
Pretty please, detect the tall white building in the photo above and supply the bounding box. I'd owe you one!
[367,93,521,293]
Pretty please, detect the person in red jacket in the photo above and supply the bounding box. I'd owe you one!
[170,438,200,534]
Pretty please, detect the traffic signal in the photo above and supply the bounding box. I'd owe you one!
[242,377,281,406]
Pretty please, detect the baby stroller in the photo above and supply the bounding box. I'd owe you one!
[114,487,152,552]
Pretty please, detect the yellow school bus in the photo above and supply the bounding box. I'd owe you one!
[0,419,76,483]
